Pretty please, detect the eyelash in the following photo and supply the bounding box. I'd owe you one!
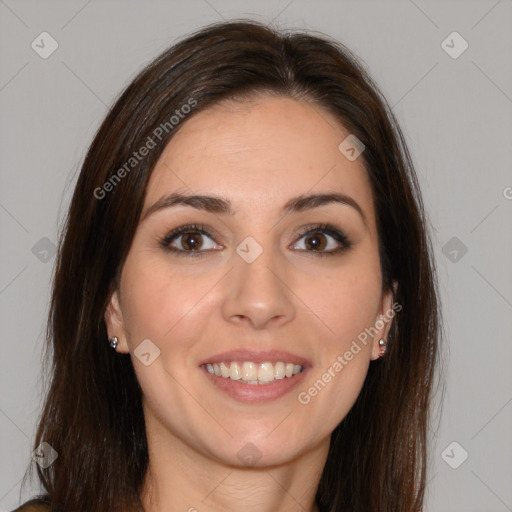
[159,223,353,258]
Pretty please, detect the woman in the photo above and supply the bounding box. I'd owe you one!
[15,19,443,512]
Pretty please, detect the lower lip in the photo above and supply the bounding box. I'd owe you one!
[201,366,309,403]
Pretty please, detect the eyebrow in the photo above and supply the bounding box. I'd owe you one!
[141,191,367,227]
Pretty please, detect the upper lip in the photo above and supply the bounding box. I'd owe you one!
[199,349,312,367]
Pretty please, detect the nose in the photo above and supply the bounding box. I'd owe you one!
[221,241,296,330]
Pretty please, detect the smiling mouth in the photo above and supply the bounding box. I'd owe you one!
[203,361,305,385]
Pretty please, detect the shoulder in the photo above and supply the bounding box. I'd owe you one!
[11,499,50,512]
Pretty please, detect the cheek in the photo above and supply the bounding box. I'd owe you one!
[120,254,177,338]
[305,265,382,351]
[294,272,380,433]
[119,252,218,354]
[295,264,382,424]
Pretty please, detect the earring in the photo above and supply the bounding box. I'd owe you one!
[109,336,118,350]
[378,338,387,357]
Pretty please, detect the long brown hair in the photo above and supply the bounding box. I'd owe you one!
[21,20,443,512]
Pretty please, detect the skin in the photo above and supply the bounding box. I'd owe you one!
[105,94,396,512]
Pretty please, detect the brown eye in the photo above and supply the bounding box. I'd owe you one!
[291,224,352,256]
[304,232,328,251]
[160,224,222,257]
[180,232,204,251]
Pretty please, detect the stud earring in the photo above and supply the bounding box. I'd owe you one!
[378,338,387,357]
[109,336,118,350]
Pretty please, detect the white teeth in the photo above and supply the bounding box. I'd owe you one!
[274,361,285,380]
[258,362,274,383]
[205,361,304,384]
[229,362,242,380]
[219,362,230,378]
[241,362,257,381]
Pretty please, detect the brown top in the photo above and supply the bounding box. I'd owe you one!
[12,499,342,512]
[11,502,50,512]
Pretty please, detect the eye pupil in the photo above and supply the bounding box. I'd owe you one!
[182,232,202,250]
[305,233,326,251]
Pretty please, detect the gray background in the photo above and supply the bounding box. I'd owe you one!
[1,1,511,510]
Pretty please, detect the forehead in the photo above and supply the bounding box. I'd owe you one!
[144,95,376,230]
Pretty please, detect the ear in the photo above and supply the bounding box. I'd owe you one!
[370,280,398,360]
[104,289,130,353]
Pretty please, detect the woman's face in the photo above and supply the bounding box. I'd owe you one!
[106,94,395,467]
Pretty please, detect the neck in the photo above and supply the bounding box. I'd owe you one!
[139,412,328,512]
